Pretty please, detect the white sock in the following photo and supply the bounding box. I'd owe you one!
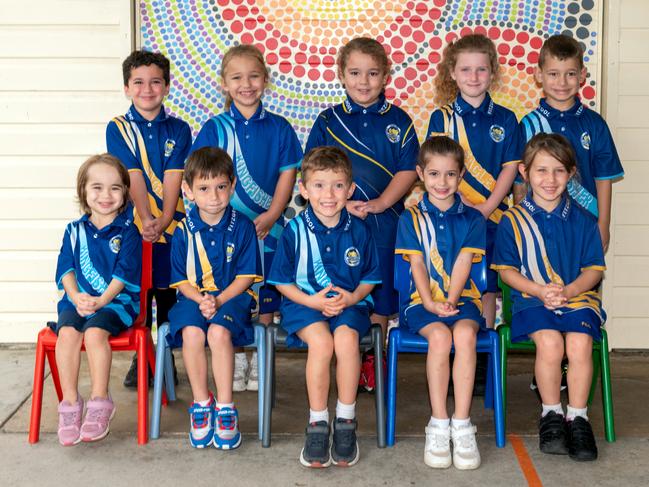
[428,416,450,429]
[309,408,329,424]
[541,403,564,417]
[566,405,588,421]
[336,400,356,420]
[451,416,471,429]
[195,397,211,407]
[216,402,234,410]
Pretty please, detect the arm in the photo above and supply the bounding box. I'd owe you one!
[61,272,95,317]
[129,171,156,241]
[155,170,183,238]
[254,168,296,238]
[364,170,418,214]
[474,163,518,219]
[595,179,612,252]
[95,279,126,309]
[498,268,564,309]
[276,283,342,317]
[328,283,375,316]
[563,268,604,301]
[513,182,527,205]
[408,253,457,316]
[446,251,474,307]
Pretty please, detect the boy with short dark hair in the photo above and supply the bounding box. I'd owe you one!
[106,50,192,386]
[268,146,381,468]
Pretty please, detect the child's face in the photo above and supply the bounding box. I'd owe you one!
[416,154,463,210]
[535,55,586,110]
[520,151,575,211]
[221,55,267,116]
[299,169,355,227]
[451,51,493,106]
[183,174,235,225]
[85,163,126,222]
[124,64,169,120]
[338,51,388,107]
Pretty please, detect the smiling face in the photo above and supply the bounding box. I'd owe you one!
[221,54,267,119]
[535,55,586,111]
[85,162,127,226]
[299,169,355,227]
[184,174,235,226]
[124,64,169,120]
[451,51,494,107]
[417,153,463,211]
[521,150,575,212]
[338,50,388,108]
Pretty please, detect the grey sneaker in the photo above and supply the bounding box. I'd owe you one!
[331,418,359,467]
[299,421,331,468]
[246,352,258,391]
[233,353,248,392]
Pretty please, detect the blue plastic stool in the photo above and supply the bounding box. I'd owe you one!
[386,256,505,448]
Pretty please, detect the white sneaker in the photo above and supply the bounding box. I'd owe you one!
[246,352,258,391]
[424,424,452,468]
[451,423,481,470]
[233,353,248,392]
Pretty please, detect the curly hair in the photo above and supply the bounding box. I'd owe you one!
[337,37,391,77]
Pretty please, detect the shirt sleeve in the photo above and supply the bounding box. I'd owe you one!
[164,120,192,172]
[106,120,141,172]
[461,211,487,260]
[55,223,76,289]
[267,221,296,286]
[491,213,521,271]
[359,223,382,285]
[112,225,142,292]
[426,109,447,138]
[234,219,263,282]
[395,209,423,258]
[169,223,189,288]
[189,119,217,154]
[278,119,304,172]
[395,113,419,173]
[591,116,624,180]
[502,112,524,166]
[580,218,606,271]
[304,110,329,154]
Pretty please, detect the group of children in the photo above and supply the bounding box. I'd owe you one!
[51,31,622,470]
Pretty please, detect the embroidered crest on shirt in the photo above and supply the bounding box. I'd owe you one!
[344,247,361,267]
[385,124,401,143]
[580,132,591,150]
[226,242,235,263]
[489,124,505,143]
[164,138,176,157]
[109,235,122,254]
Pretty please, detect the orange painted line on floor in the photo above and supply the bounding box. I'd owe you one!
[509,434,543,487]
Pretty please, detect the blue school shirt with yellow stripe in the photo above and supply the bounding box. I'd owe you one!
[190,103,303,258]
[170,205,262,298]
[427,93,523,224]
[519,98,624,217]
[395,194,485,310]
[268,207,382,310]
[55,212,142,326]
[106,105,191,243]
[305,94,419,249]
[492,194,606,318]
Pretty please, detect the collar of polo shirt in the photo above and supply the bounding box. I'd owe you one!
[418,193,465,215]
[453,92,495,117]
[342,92,390,115]
[79,210,131,231]
[126,103,168,123]
[522,193,572,220]
[229,102,266,122]
[185,204,235,233]
[539,97,584,119]
[303,205,352,233]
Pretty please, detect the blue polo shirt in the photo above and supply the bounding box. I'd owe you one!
[427,93,523,225]
[492,194,606,317]
[191,103,303,258]
[305,93,419,249]
[106,104,191,242]
[268,207,382,309]
[519,98,624,216]
[55,212,142,326]
[170,205,262,297]
[395,194,485,309]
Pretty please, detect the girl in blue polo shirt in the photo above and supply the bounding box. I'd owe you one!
[54,154,142,446]
[396,137,486,470]
[191,44,303,391]
[493,134,605,462]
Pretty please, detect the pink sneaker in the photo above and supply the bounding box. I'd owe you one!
[57,395,84,446]
[80,396,115,442]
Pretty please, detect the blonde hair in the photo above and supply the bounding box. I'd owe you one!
[433,34,500,106]
[76,154,130,215]
[220,44,269,110]
[337,37,391,78]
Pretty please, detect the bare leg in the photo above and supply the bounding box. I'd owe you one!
[297,322,334,411]
[565,332,593,409]
[451,320,478,419]
[419,322,452,419]
[84,328,112,399]
[182,326,209,402]
[207,324,234,404]
[530,329,565,405]
[482,292,497,329]
[333,325,361,405]
[55,327,84,403]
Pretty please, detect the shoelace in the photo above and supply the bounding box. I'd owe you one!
[191,409,209,428]
[454,427,477,450]
[60,411,81,427]
[307,429,328,450]
[429,432,450,449]
[218,412,236,431]
[334,423,355,448]
[85,406,111,424]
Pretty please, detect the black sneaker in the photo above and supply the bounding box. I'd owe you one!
[331,418,359,467]
[299,421,331,468]
[122,354,153,388]
[567,417,598,461]
[539,411,569,455]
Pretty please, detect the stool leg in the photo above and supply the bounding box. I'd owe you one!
[386,330,399,447]
[136,330,149,444]
[150,325,168,439]
[372,325,386,448]
[28,339,47,444]
[255,324,266,441]
[262,326,275,448]
[600,330,615,442]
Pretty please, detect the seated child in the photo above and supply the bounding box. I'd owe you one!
[167,147,262,450]
[54,154,142,446]
[395,136,486,470]
[268,146,381,468]
[493,133,606,462]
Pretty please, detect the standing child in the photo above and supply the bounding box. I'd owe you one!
[493,133,605,462]
[268,147,381,468]
[54,154,142,446]
[191,44,302,391]
[106,50,192,387]
[515,34,624,252]
[395,137,485,470]
[306,37,419,391]
[167,147,262,450]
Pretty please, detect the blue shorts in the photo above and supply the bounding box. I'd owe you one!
[167,293,254,348]
[371,246,398,316]
[152,241,171,289]
[259,284,280,314]
[55,308,127,336]
[404,301,485,334]
[512,306,603,343]
[485,222,498,293]
[279,299,371,348]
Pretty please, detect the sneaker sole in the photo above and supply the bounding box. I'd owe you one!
[80,407,116,443]
[453,458,481,470]
[232,379,247,392]
[59,436,82,447]
[569,451,598,462]
[213,434,242,450]
[299,448,331,468]
[331,442,360,467]
[540,442,569,455]
[189,434,214,448]
[424,454,452,469]
[246,379,258,391]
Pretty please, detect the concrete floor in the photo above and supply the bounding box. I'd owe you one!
[2,345,649,486]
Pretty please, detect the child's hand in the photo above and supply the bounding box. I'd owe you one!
[472,202,491,220]
[141,217,159,242]
[253,211,276,240]
[330,286,357,309]
[308,284,338,314]
[537,283,566,309]
[363,198,388,215]
[322,294,345,317]
[424,300,460,317]
[199,293,218,319]
[346,200,368,219]
[74,293,98,317]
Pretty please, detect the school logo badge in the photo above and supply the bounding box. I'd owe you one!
[109,235,122,254]
[344,247,361,267]
[385,124,401,143]
[580,132,591,150]
[164,139,176,157]
[226,242,235,263]
[489,124,505,143]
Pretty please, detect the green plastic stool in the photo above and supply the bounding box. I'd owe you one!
[498,282,615,442]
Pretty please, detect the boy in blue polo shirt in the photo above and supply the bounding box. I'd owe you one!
[515,34,624,251]
[168,147,262,450]
[268,146,381,468]
[106,50,192,387]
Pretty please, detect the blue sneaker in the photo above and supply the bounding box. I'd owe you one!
[213,405,241,450]
[188,394,215,448]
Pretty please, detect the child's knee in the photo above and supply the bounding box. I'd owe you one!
[182,326,206,348]
[452,325,477,351]
[309,333,334,360]
[57,326,82,344]
[206,324,231,346]
[566,333,593,361]
[333,325,360,353]
[426,327,452,353]
[83,328,110,348]
[534,331,564,360]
